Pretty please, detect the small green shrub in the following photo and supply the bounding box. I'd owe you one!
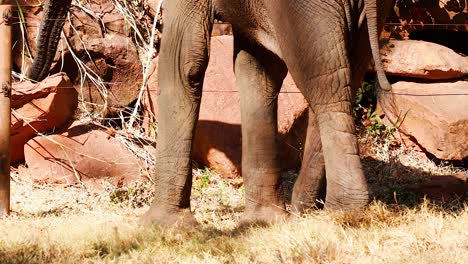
[354,81,395,138]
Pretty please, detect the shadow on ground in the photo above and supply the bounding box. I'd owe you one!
[362,157,467,210]
[278,157,467,212]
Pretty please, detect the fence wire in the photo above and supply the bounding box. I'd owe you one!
[9,7,468,98]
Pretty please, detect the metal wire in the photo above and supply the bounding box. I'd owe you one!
[10,6,468,98]
[11,84,468,96]
[384,22,468,26]
[6,16,468,26]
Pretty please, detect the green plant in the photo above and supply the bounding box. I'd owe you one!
[354,81,377,119]
[354,81,396,138]
[364,109,385,135]
[193,168,213,195]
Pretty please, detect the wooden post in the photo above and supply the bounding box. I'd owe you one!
[0,2,13,217]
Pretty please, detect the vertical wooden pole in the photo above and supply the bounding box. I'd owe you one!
[0,2,13,217]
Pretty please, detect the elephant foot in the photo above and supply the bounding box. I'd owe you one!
[239,206,288,226]
[290,197,323,215]
[291,181,326,214]
[325,189,369,210]
[141,206,198,227]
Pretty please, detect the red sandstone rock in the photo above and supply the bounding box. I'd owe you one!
[22,122,148,187]
[382,40,468,80]
[11,73,78,163]
[146,36,308,178]
[380,81,468,160]
[14,0,144,115]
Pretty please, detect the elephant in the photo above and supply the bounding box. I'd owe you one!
[28,0,395,226]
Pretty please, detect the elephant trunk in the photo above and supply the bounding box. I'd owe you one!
[27,0,72,82]
[364,0,391,91]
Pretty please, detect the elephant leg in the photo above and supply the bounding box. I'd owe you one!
[316,94,369,209]
[295,70,368,210]
[143,0,213,226]
[291,108,326,213]
[234,36,288,224]
[264,5,369,210]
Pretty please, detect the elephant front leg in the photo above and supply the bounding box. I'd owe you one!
[291,108,326,213]
[234,37,288,224]
[143,0,213,226]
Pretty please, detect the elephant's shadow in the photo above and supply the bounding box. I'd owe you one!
[193,113,308,178]
[278,156,467,211]
[362,157,467,209]
[193,120,466,211]
[198,155,467,236]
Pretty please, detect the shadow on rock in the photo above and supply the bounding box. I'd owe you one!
[193,118,307,178]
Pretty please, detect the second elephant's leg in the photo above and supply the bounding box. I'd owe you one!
[234,36,288,223]
[291,108,326,213]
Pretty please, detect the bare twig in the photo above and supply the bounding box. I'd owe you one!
[126,0,163,131]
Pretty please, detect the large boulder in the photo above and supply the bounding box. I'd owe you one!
[65,2,144,115]
[14,0,144,115]
[146,36,308,178]
[11,73,78,163]
[22,122,149,188]
[382,40,468,80]
[380,81,468,160]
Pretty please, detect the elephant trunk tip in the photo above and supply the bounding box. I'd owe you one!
[364,0,392,93]
[377,72,392,92]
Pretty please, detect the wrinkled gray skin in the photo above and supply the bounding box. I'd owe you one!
[29,0,394,226]
[144,0,394,225]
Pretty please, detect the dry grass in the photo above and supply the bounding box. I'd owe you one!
[1,158,467,263]
[1,128,467,263]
